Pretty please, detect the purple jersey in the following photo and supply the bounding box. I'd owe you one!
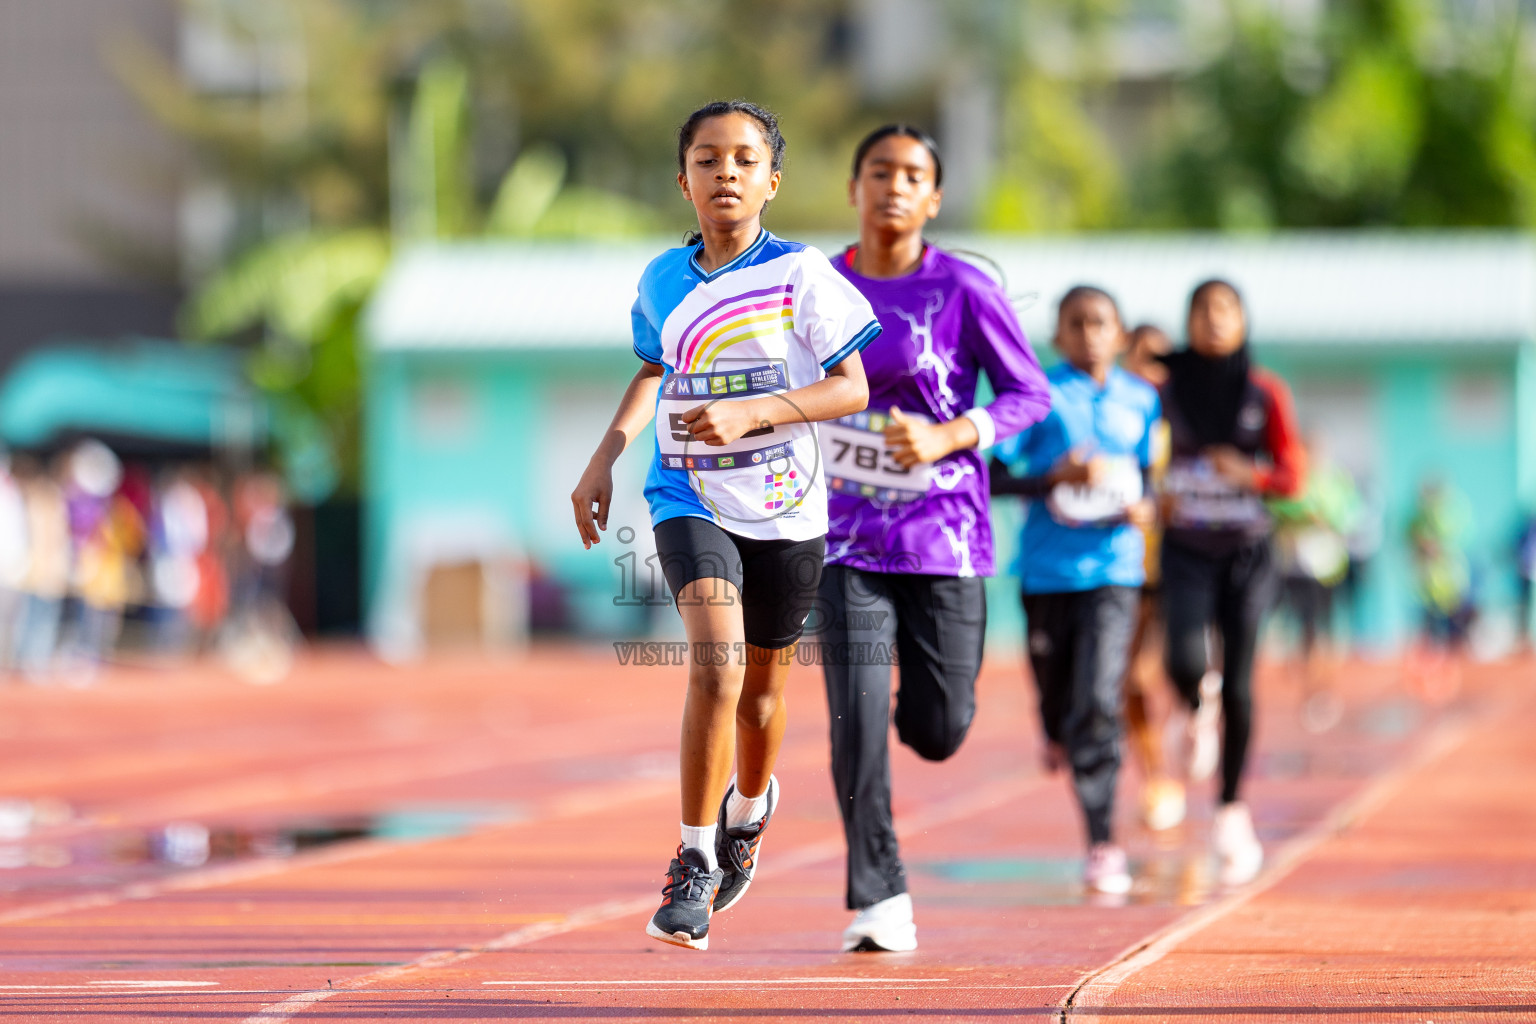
[825,245,1050,577]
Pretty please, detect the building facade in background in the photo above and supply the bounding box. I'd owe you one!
[363,234,1536,656]
[0,0,183,370]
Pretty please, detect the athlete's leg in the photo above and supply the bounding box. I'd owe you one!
[676,579,749,827]
[820,564,905,909]
[889,575,985,762]
[654,517,750,830]
[1214,541,1278,805]
[734,535,824,798]
[1123,591,1166,778]
[1161,543,1220,709]
[1023,592,1075,759]
[1063,586,1138,845]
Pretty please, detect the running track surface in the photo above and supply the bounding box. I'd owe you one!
[0,647,1529,1021]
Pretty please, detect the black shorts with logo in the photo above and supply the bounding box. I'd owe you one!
[653,516,825,650]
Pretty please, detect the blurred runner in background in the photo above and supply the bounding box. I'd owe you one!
[1118,322,1185,832]
[823,124,1048,950]
[1158,279,1306,888]
[993,285,1157,898]
[1407,478,1476,699]
[1270,437,1361,732]
[1515,512,1535,655]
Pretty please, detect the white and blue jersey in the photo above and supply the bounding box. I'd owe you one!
[998,364,1160,593]
[633,230,881,542]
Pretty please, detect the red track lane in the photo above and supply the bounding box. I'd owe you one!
[0,646,1524,1021]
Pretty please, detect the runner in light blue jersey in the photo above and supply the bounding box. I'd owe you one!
[993,285,1159,898]
[571,102,877,951]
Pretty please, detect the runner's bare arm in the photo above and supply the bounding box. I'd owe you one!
[681,351,868,446]
[571,362,664,548]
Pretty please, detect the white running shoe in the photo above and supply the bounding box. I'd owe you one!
[1213,801,1263,886]
[1083,842,1133,896]
[842,892,917,952]
[1141,778,1188,832]
[1188,671,1223,782]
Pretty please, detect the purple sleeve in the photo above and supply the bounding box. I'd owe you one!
[962,277,1051,443]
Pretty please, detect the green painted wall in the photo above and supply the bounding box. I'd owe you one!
[365,342,1528,650]
[365,349,646,636]
[1263,346,1521,649]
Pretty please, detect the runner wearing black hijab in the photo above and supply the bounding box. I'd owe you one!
[1158,279,1305,887]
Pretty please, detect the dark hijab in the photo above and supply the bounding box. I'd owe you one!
[1162,280,1252,446]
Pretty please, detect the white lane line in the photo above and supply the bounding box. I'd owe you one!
[1061,708,1484,1023]
[242,773,1050,1023]
[0,981,219,990]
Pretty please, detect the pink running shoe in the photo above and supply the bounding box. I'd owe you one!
[1084,842,1132,896]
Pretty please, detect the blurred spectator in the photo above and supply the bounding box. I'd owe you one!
[188,476,232,645]
[57,441,144,678]
[0,457,29,670]
[149,472,210,653]
[1270,439,1361,732]
[0,436,296,678]
[1516,513,1536,654]
[222,471,299,683]
[14,458,70,680]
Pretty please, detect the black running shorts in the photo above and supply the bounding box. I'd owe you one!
[653,516,825,650]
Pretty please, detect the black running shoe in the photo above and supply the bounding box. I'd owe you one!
[644,845,723,950]
[714,775,778,913]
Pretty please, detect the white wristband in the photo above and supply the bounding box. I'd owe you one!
[961,407,996,450]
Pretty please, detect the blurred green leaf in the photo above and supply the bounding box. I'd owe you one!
[486,143,568,236]
[183,229,390,343]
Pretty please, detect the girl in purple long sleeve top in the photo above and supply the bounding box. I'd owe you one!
[818,126,1050,954]
[826,245,1050,576]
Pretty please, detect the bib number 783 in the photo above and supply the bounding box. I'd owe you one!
[828,437,910,476]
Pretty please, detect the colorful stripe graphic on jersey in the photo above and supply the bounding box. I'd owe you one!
[631,232,881,542]
[678,286,795,372]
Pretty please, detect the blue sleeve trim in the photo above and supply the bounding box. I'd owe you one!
[821,320,882,371]
[633,343,662,365]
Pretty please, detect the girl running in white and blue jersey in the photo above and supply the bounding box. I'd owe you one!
[570,101,879,950]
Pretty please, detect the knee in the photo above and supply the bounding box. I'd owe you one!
[688,663,744,705]
[897,708,973,762]
[735,689,780,731]
[1164,635,1206,693]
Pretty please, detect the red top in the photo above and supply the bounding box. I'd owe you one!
[1250,368,1307,498]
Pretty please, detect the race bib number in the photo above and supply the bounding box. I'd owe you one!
[820,410,934,503]
[1047,455,1143,525]
[1163,457,1269,530]
[656,364,797,472]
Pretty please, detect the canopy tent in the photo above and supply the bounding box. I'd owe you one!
[0,339,338,502]
[0,339,265,454]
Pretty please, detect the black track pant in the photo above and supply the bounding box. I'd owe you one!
[1022,587,1139,845]
[819,565,986,910]
[1161,539,1278,805]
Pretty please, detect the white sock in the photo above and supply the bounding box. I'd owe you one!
[680,823,718,871]
[726,780,770,830]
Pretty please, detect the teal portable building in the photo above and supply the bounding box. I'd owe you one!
[363,233,1536,654]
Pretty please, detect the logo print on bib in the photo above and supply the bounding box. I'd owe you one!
[764,468,803,511]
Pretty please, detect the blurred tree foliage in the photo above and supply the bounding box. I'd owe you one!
[113,0,888,496]
[1140,0,1536,229]
[112,0,1536,493]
